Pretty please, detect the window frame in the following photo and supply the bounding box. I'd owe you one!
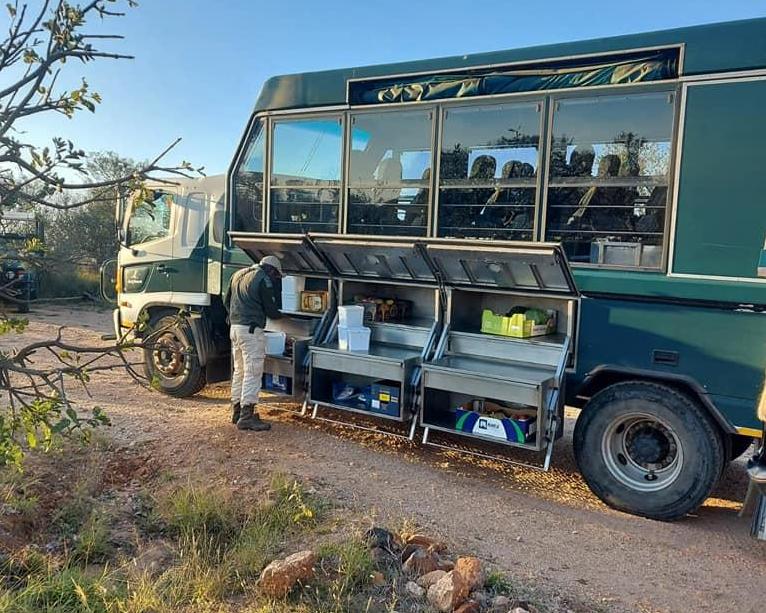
[267,113,345,235]
[539,85,680,271]
[343,105,437,237]
[229,116,267,240]
[434,96,547,242]
[233,79,681,272]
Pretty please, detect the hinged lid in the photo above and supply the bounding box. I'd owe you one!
[230,233,331,277]
[424,240,578,296]
[311,236,436,283]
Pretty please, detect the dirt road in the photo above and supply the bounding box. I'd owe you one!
[10,305,766,612]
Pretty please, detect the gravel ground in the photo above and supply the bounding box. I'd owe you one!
[6,304,766,613]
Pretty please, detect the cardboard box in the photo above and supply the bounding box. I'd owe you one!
[454,408,536,444]
[301,290,328,313]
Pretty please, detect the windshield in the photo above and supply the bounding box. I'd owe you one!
[126,192,173,246]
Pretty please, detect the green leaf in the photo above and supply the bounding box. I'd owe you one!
[25,430,37,449]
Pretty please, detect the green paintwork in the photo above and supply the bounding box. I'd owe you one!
[673,80,766,279]
[253,18,766,113]
[575,296,766,430]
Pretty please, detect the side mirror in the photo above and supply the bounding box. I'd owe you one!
[100,259,118,303]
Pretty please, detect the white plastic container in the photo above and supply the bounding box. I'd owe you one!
[338,325,371,352]
[338,305,365,328]
[281,293,300,312]
[282,275,305,294]
[264,331,286,355]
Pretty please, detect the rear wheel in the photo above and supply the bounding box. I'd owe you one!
[143,313,205,397]
[574,381,724,521]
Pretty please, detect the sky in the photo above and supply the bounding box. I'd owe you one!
[11,0,766,176]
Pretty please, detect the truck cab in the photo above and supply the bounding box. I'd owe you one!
[105,175,232,395]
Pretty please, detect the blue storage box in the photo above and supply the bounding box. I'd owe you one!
[369,383,400,417]
[263,373,291,394]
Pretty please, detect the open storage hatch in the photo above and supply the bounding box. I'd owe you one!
[231,233,578,465]
[307,237,441,436]
[419,240,577,469]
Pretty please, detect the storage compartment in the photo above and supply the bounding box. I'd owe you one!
[261,317,318,399]
[309,279,439,423]
[422,389,538,446]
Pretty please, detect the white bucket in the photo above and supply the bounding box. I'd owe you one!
[264,331,286,355]
[338,305,365,328]
[338,325,371,352]
[282,275,305,294]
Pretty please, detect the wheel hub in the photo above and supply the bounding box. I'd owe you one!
[602,413,683,492]
[625,423,674,468]
[152,334,185,377]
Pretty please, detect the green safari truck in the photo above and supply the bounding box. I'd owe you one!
[109,17,766,522]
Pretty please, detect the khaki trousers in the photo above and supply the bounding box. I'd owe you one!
[230,325,265,406]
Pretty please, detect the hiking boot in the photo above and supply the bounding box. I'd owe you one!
[236,404,271,431]
[231,402,241,424]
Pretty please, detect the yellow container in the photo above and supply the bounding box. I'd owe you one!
[480,308,556,338]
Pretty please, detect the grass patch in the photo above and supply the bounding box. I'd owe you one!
[71,511,112,564]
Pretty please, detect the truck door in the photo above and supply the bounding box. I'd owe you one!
[121,191,176,298]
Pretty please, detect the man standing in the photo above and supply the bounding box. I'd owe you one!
[224,255,283,431]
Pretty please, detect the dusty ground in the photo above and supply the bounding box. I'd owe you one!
[6,304,766,613]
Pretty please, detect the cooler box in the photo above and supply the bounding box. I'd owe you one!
[338,325,371,352]
[369,383,401,417]
[454,409,537,444]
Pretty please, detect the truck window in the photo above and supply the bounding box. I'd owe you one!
[438,102,542,241]
[544,91,674,268]
[347,110,433,236]
[127,193,172,246]
[232,118,265,233]
[270,117,342,233]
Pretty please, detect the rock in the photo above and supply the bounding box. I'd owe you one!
[511,608,531,613]
[454,556,484,592]
[257,550,316,598]
[436,556,455,572]
[365,527,400,552]
[371,571,385,586]
[404,533,447,553]
[417,569,447,589]
[405,580,426,599]
[427,570,470,612]
[472,590,490,607]
[403,547,440,576]
[370,547,391,567]
[131,541,175,575]
[455,601,480,613]
[490,595,511,611]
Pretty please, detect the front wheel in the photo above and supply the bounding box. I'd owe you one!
[574,381,724,521]
[143,313,206,397]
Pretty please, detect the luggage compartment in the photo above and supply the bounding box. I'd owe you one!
[306,240,441,423]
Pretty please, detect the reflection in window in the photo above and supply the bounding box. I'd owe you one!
[438,103,541,241]
[545,92,674,268]
[127,193,172,246]
[348,111,433,236]
[232,119,265,233]
[270,118,342,234]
